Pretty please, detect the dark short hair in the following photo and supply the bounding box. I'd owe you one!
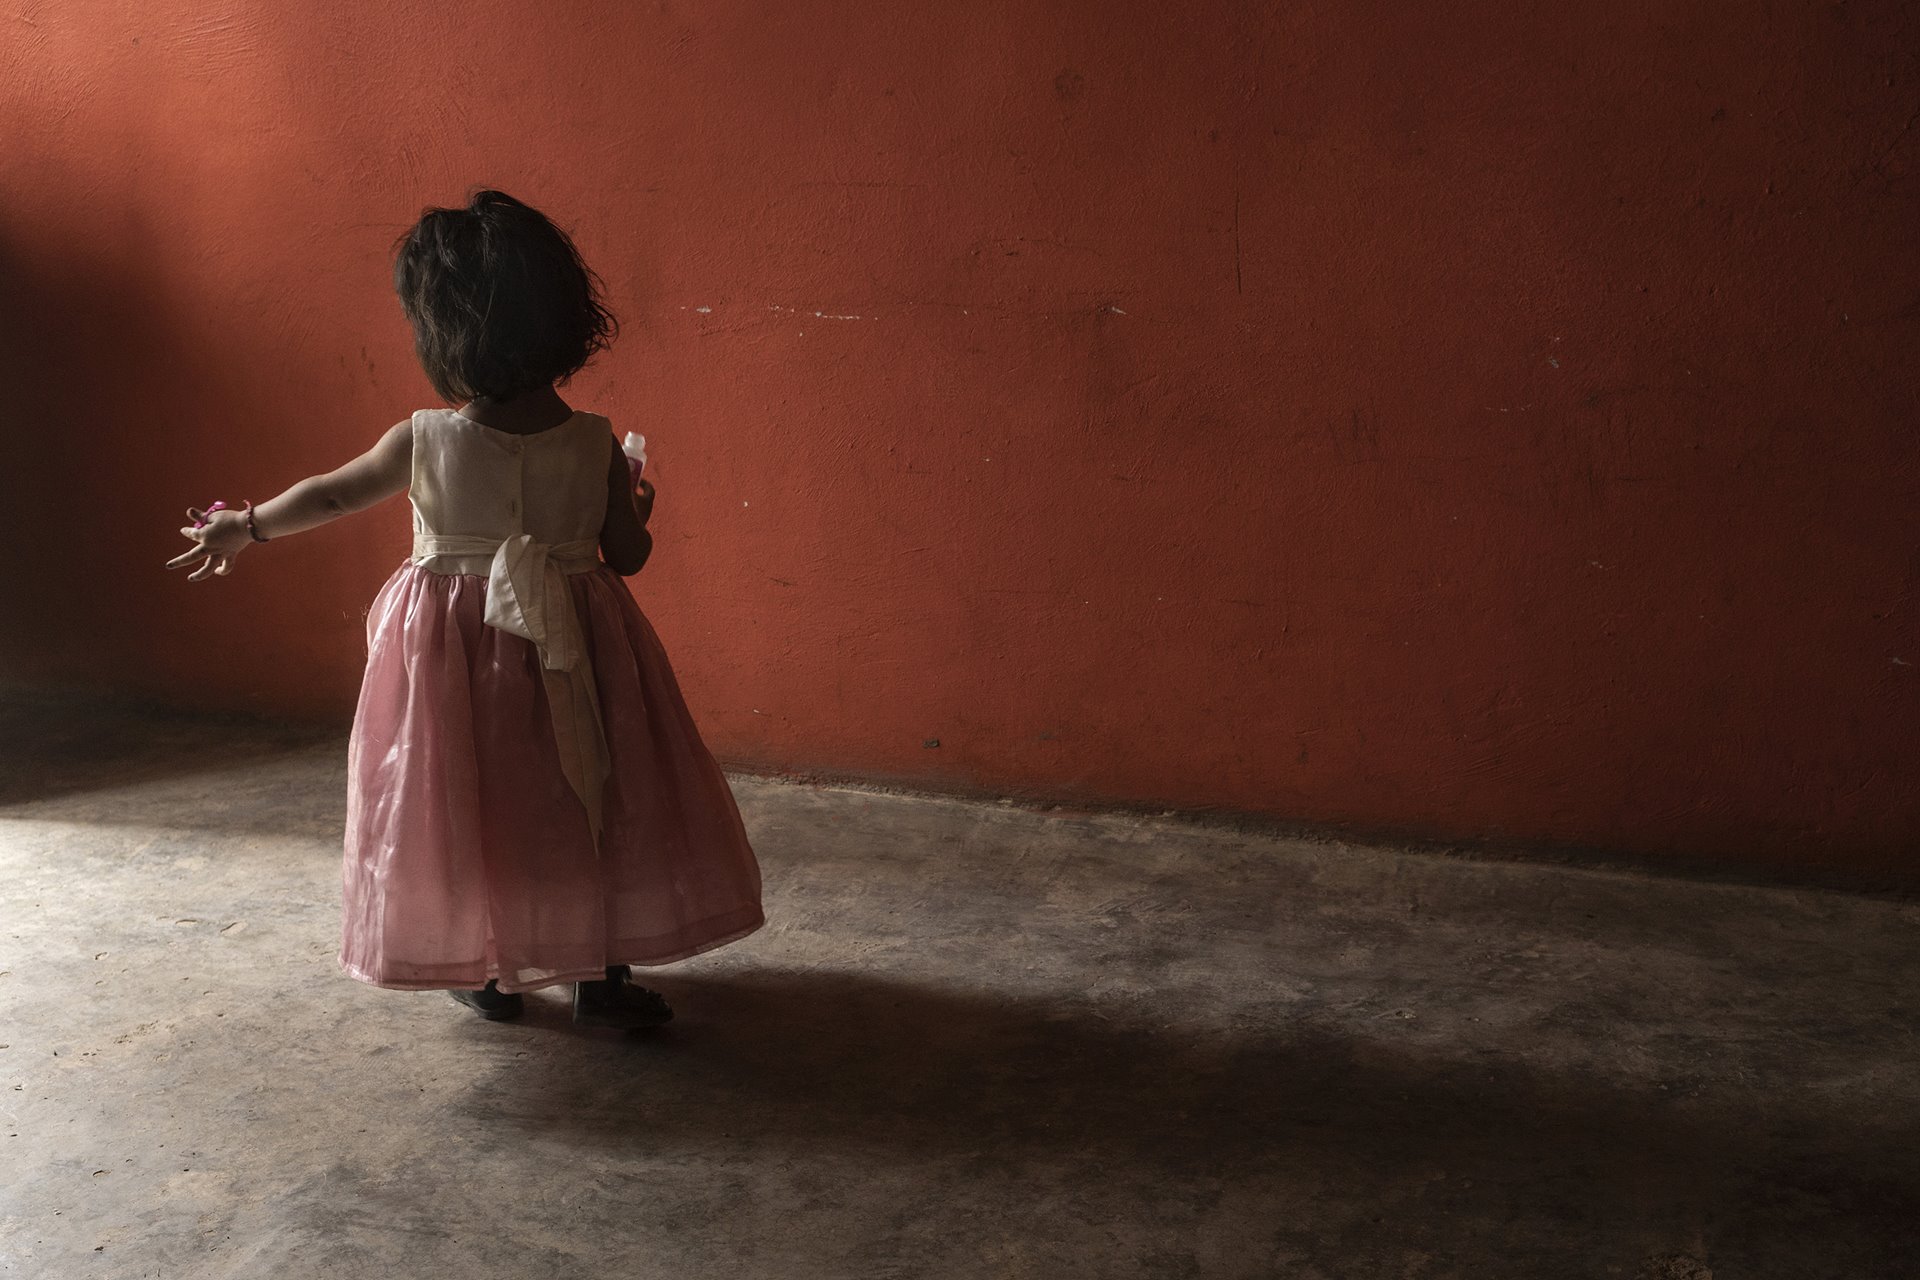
[392,190,616,402]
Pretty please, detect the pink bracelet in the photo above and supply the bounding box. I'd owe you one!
[242,501,269,543]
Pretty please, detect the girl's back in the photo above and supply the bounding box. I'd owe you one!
[409,407,611,572]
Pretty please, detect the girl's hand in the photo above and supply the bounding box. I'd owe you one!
[166,507,251,582]
[633,476,655,528]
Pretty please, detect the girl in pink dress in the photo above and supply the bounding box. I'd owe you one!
[167,190,765,1028]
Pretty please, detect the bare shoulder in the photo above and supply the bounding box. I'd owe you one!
[349,417,414,482]
[376,417,415,457]
[313,415,417,510]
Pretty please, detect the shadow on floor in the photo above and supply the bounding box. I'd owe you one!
[0,684,346,835]
[445,967,1918,1274]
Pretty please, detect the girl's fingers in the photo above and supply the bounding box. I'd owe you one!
[166,544,209,569]
[188,555,223,582]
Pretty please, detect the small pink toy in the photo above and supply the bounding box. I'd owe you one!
[191,501,231,529]
[621,432,647,488]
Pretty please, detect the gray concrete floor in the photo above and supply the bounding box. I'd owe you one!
[0,692,1916,1280]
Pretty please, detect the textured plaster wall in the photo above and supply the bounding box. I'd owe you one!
[2,1,1916,878]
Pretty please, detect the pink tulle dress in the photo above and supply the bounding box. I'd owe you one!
[338,407,764,994]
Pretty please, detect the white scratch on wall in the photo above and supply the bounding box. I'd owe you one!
[767,303,862,320]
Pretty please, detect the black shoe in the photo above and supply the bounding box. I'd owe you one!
[449,980,525,1021]
[573,965,673,1029]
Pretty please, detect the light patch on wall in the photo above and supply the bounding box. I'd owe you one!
[766,304,862,320]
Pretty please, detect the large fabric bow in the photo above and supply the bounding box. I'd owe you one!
[415,532,610,841]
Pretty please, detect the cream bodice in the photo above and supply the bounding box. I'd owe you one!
[409,407,612,575]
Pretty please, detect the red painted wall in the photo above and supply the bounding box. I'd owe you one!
[3,1,1916,880]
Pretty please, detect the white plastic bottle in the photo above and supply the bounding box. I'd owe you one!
[621,432,647,486]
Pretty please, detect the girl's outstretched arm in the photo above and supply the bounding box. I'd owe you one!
[166,419,414,582]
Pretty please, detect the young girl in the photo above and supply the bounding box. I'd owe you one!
[166,190,764,1028]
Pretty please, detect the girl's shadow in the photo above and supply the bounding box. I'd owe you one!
[457,967,1918,1268]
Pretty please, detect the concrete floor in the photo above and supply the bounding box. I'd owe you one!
[0,693,1916,1280]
